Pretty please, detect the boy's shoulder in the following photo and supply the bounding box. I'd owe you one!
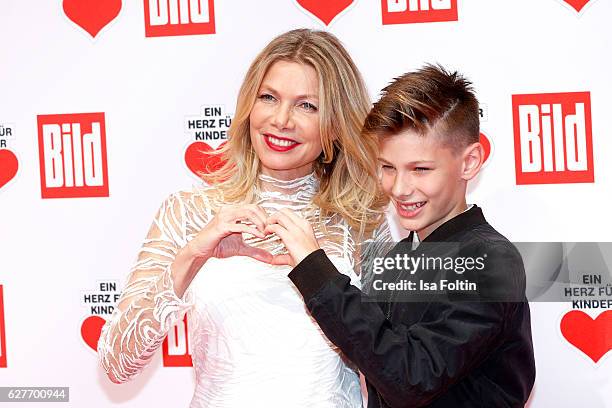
[465,221,512,247]
[456,214,522,262]
[463,223,524,271]
[448,205,513,247]
[455,212,526,299]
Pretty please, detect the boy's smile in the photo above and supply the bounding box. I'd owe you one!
[378,128,480,240]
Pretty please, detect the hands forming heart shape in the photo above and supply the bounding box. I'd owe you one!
[187,205,320,268]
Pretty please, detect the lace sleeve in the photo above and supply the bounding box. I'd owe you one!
[97,192,197,384]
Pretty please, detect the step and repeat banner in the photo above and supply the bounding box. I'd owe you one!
[1,0,611,406]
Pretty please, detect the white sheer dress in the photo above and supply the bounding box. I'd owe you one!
[98,172,388,407]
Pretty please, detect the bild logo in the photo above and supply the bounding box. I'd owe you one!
[163,314,193,367]
[512,92,594,185]
[37,113,109,198]
[382,0,457,25]
[144,0,215,37]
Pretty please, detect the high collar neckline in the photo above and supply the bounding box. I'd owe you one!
[256,171,318,198]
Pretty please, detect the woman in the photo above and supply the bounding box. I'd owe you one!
[97,28,389,407]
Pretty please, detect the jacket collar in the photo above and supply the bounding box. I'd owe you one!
[401,205,487,244]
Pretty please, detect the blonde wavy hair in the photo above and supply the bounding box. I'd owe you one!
[201,29,387,235]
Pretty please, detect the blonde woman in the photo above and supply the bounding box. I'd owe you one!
[97,29,389,407]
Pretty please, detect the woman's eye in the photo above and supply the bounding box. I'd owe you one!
[259,93,276,102]
[414,167,430,173]
[299,102,318,112]
[381,165,395,171]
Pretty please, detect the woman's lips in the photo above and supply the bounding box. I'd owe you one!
[263,133,300,152]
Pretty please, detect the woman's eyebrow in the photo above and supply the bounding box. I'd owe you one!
[259,84,318,100]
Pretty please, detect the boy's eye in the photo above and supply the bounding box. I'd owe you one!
[299,101,318,112]
[414,167,430,173]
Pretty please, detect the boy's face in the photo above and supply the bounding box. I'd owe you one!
[378,129,480,240]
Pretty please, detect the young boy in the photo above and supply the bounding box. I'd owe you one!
[266,64,536,407]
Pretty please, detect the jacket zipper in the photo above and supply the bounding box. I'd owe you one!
[379,237,415,405]
[377,390,385,407]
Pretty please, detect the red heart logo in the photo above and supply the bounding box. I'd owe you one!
[184,142,227,178]
[63,0,122,38]
[81,315,106,352]
[0,149,18,190]
[560,310,612,363]
[295,0,354,25]
[479,132,491,164]
[563,0,591,12]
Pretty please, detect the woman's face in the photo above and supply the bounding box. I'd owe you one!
[249,60,322,180]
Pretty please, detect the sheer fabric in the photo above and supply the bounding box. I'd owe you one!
[98,172,390,407]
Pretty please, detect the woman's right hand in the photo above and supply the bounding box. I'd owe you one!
[185,204,273,264]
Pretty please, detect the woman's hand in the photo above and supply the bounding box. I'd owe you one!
[185,204,274,264]
[171,204,275,298]
[265,208,320,267]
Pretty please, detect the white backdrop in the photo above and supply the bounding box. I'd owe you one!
[0,0,611,406]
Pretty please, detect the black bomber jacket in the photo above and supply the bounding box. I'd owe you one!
[288,205,536,407]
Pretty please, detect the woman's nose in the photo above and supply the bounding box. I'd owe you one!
[272,104,293,129]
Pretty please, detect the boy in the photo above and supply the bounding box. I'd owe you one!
[266,64,536,407]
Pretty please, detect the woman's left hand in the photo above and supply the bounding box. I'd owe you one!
[265,208,320,267]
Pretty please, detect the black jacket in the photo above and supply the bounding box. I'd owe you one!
[288,205,536,407]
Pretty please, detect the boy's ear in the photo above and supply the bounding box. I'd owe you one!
[461,142,484,181]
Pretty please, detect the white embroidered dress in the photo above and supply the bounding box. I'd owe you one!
[98,173,373,407]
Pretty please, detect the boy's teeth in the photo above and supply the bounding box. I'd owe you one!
[268,136,296,147]
[401,202,424,211]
